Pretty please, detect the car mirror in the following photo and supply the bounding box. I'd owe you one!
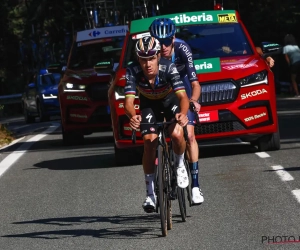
[260,42,282,57]
[94,59,114,74]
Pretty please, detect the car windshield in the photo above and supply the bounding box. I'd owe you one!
[69,37,125,69]
[123,23,252,67]
[40,74,56,86]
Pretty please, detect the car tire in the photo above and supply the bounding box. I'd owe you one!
[23,103,35,123]
[38,101,50,122]
[257,130,280,152]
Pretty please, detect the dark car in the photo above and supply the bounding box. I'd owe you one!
[22,69,61,123]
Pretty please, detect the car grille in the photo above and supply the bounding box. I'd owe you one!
[200,81,238,106]
[194,121,245,135]
[86,82,109,101]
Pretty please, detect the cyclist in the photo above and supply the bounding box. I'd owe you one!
[124,35,189,212]
[149,18,204,205]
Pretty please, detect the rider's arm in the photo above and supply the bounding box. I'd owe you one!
[178,41,201,103]
[124,68,137,119]
[168,63,189,115]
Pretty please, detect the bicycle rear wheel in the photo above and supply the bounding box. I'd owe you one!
[177,186,187,222]
[158,144,168,236]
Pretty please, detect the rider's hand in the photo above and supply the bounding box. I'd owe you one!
[129,115,141,130]
[191,100,201,112]
[175,113,189,127]
[266,56,275,68]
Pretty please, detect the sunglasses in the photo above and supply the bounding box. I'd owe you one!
[158,38,173,47]
[136,49,158,58]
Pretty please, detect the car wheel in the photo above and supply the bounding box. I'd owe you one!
[38,101,50,122]
[257,130,280,152]
[23,103,35,123]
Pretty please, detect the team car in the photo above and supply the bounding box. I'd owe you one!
[103,9,281,165]
[58,25,128,145]
[22,68,61,123]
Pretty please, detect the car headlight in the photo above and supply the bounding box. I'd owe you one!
[236,70,268,88]
[63,82,86,92]
[114,85,125,100]
[42,94,57,99]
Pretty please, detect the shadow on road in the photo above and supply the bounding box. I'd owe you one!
[1,215,176,239]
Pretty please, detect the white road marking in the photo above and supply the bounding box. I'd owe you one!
[271,165,294,182]
[291,190,300,204]
[255,152,270,158]
[0,124,59,178]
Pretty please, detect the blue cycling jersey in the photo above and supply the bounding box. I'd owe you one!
[171,38,199,98]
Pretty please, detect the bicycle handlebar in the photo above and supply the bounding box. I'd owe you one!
[131,120,188,144]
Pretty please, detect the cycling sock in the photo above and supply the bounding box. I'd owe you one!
[174,153,185,168]
[145,173,155,196]
[189,162,199,188]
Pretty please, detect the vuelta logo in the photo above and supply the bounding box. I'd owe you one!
[241,89,268,100]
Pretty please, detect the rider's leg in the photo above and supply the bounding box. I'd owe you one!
[169,124,189,188]
[185,124,204,204]
[142,134,158,212]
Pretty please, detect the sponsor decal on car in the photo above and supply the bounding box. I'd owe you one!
[130,10,237,34]
[223,61,258,70]
[67,95,88,101]
[244,112,266,122]
[241,89,267,100]
[70,114,88,119]
[198,110,219,123]
[218,13,237,23]
[194,58,221,73]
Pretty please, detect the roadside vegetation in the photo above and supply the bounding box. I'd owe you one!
[0,105,14,147]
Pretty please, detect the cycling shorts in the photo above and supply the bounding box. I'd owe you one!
[139,92,180,136]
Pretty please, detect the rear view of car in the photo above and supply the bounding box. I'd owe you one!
[58,25,127,145]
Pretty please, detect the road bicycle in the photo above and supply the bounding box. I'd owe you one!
[169,102,201,220]
[132,120,188,236]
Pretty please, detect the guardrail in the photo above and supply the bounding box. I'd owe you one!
[0,94,22,105]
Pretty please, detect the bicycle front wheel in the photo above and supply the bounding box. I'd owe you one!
[158,144,168,237]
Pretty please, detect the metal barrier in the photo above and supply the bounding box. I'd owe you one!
[0,94,22,105]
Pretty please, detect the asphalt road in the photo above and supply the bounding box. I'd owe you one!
[0,98,300,249]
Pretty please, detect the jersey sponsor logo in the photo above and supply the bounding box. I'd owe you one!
[241,89,267,100]
[179,43,194,68]
[170,66,179,74]
[146,113,153,123]
[67,95,88,101]
[171,105,178,113]
[218,14,237,23]
[118,103,139,109]
[159,65,167,72]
